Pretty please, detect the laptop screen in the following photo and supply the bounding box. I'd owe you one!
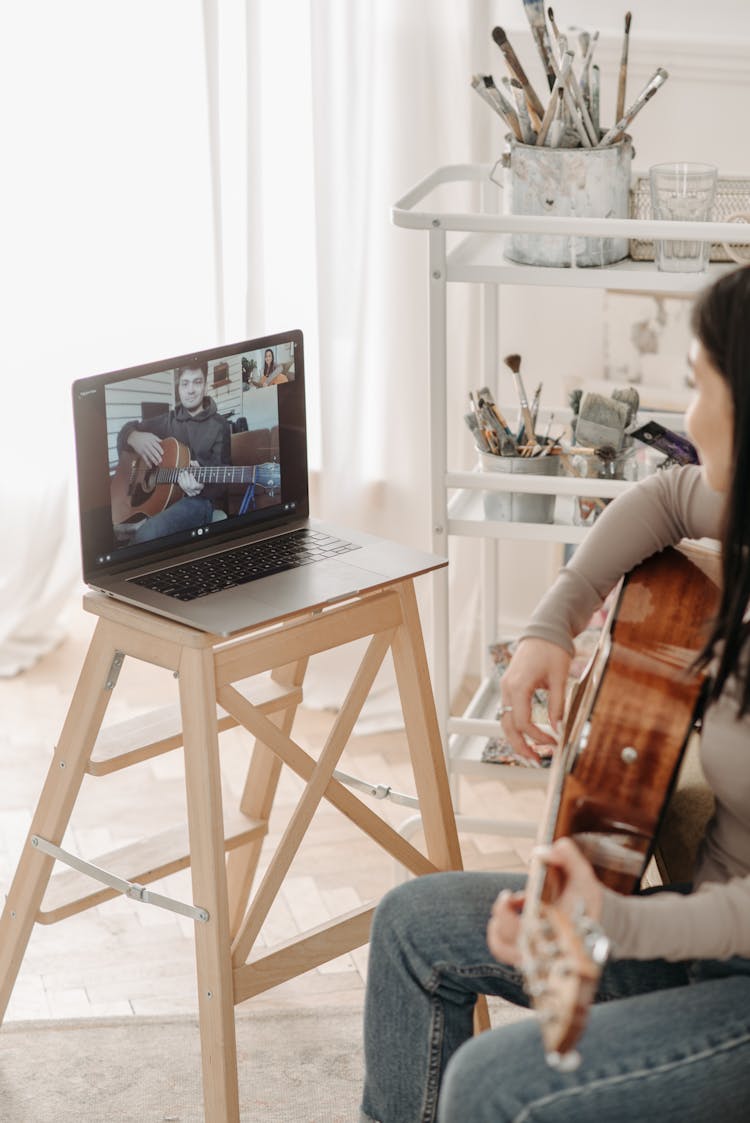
[72,329,308,579]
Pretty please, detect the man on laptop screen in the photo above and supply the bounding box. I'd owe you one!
[112,361,231,544]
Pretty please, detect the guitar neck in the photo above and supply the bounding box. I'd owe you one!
[152,464,272,484]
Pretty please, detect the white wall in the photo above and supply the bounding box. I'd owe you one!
[466,2,750,634]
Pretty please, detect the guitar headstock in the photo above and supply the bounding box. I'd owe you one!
[521,901,610,1066]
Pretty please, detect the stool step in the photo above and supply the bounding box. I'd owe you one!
[87,676,303,775]
[37,808,266,924]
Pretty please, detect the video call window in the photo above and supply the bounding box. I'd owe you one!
[104,349,290,548]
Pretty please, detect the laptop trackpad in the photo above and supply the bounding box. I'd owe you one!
[252,560,385,608]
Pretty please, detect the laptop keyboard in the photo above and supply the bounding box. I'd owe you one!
[131,529,359,602]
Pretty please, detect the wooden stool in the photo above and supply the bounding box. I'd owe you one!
[0,575,462,1121]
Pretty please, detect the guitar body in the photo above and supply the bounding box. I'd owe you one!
[522,545,720,1060]
[110,437,281,525]
[111,437,188,524]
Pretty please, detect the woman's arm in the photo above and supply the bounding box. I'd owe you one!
[522,465,722,653]
[500,466,723,759]
[602,875,750,961]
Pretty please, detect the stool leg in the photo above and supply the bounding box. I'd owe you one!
[226,658,308,939]
[0,621,119,1022]
[178,646,240,1123]
[391,580,463,872]
[392,581,493,1036]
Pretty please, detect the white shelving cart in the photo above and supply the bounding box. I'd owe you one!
[392,162,749,836]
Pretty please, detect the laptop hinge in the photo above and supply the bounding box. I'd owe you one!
[30,835,209,923]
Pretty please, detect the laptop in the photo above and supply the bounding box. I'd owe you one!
[72,328,445,635]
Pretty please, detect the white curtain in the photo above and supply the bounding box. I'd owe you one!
[0,1,219,674]
[1,1,492,705]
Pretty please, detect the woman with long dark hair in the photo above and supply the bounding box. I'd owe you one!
[359,265,750,1123]
[259,347,288,386]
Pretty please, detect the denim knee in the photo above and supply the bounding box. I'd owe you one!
[438,1020,542,1123]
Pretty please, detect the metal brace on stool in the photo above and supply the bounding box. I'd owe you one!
[30,836,209,923]
[332,769,419,809]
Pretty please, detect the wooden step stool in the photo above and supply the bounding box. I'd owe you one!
[0,574,463,1121]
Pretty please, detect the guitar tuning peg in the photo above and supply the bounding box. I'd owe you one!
[586,933,611,965]
[546,1049,582,1073]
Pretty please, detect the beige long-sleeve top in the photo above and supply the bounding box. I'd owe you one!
[522,465,750,962]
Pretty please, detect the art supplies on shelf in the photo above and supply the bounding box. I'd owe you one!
[462,363,688,526]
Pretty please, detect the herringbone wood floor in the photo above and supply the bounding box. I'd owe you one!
[0,595,545,1023]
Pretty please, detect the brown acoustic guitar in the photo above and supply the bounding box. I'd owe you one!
[519,544,720,1068]
[110,437,280,524]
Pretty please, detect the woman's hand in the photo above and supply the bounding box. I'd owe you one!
[535,837,604,925]
[487,888,526,967]
[486,838,604,967]
[499,638,572,762]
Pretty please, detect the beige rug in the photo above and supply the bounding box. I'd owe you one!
[0,1007,365,1122]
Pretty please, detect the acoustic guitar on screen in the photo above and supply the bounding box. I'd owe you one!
[110,437,280,524]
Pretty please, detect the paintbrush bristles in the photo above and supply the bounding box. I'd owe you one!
[503,353,521,374]
[492,26,546,127]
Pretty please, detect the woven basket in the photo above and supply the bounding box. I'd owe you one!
[629,176,750,263]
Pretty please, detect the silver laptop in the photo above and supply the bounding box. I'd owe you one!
[72,329,445,635]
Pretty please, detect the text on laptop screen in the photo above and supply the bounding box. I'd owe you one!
[73,330,308,577]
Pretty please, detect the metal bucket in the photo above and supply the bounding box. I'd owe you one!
[496,135,633,268]
[479,451,560,523]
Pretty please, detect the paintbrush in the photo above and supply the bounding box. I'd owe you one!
[477,386,518,450]
[616,11,632,123]
[546,48,593,147]
[554,36,599,145]
[521,0,557,91]
[471,75,523,140]
[530,381,543,432]
[536,69,567,147]
[547,6,561,43]
[485,75,525,139]
[579,30,598,110]
[546,89,567,148]
[591,63,601,136]
[464,412,491,453]
[573,392,631,451]
[510,78,537,143]
[597,67,669,147]
[491,26,545,131]
[503,353,536,444]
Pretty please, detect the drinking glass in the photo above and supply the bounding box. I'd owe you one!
[649,162,717,272]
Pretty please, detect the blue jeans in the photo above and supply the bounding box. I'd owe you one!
[133,496,214,543]
[360,871,750,1122]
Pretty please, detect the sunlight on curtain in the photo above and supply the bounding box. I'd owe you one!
[215,0,321,464]
[0,1,491,703]
[298,0,493,717]
[0,0,217,671]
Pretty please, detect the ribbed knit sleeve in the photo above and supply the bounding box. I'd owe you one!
[521,466,722,652]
